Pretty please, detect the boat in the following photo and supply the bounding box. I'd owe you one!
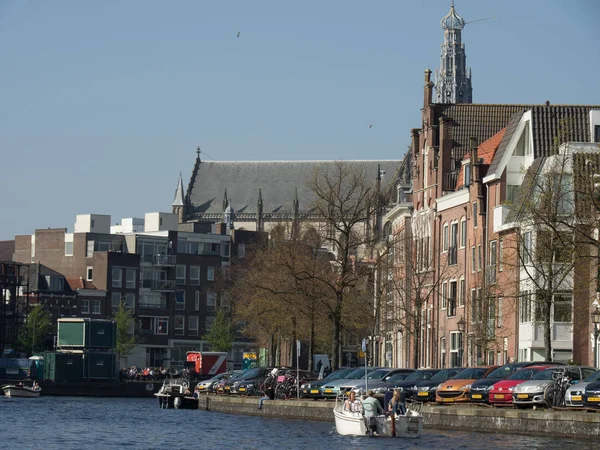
[154,378,198,409]
[2,382,42,398]
[333,394,423,438]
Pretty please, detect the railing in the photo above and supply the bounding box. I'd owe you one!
[141,279,175,291]
[139,301,168,309]
[448,246,457,266]
[443,171,458,191]
[154,254,176,266]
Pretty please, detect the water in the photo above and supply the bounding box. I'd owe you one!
[0,396,594,450]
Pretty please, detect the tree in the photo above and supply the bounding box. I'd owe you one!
[203,308,233,353]
[18,304,52,356]
[113,302,138,360]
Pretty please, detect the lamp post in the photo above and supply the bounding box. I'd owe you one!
[457,317,465,367]
[592,306,600,368]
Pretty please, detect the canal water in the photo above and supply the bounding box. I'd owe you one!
[0,396,594,449]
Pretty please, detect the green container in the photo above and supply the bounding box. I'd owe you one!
[82,351,117,380]
[43,351,84,382]
[57,319,116,350]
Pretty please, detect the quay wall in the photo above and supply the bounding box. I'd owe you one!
[199,396,600,438]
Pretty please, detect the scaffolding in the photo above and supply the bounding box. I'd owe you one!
[0,261,29,354]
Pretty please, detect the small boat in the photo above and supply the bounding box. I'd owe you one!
[2,383,42,398]
[154,378,198,409]
[333,394,423,438]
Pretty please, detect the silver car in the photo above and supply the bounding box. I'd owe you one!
[565,370,600,407]
[512,366,595,407]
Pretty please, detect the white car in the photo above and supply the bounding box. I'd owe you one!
[565,370,600,407]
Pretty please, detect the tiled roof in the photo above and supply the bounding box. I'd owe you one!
[66,277,96,290]
[456,128,505,189]
[487,112,523,176]
[187,160,403,217]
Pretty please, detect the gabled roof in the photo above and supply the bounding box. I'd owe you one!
[66,277,97,290]
[186,160,403,217]
[456,128,505,189]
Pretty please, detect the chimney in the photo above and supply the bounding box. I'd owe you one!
[424,69,434,107]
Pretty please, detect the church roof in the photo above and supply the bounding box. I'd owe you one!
[187,160,403,217]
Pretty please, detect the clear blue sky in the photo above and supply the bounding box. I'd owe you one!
[1,0,599,240]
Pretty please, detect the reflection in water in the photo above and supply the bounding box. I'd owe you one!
[0,396,593,450]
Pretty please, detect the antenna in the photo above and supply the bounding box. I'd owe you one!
[465,15,496,25]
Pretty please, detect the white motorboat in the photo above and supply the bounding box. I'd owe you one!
[154,378,198,409]
[2,383,42,398]
[333,394,423,438]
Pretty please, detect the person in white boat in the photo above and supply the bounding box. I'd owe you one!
[362,390,383,417]
[344,391,360,412]
[388,389,406,416]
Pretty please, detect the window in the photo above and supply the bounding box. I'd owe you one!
[514,122,531,156]
[477,244,482,272]
[211,243,219,253]
[499,238,504,272]
[473,202,478,228]
[124,293,135,310]
[522,231,532,265]
[471,247,476,273]
[458,278,465,307]
[448,280,457,317]
[207,292,216,308]
[86,240,94,258]
[111,292,121,310]
[443,223,449,252]
[112,267,122,288]
[156,318,168,335]
[238,243,245,259]
[595,125,600,143]
[440,337,446,368]
[488,297,496,337]
[506,185,519,204]
[195,291,200,311]
[460,218,467,248]
[92,300,101,315]
[86,266,93,281]
[450,332,461,367]
[441,282,447,310]
[498,296,503,327]
[81,300,90,314]
[470,289,477,322]
[126,269,136,289]
[189,266,200,286]
[207,266,215,281]
[489,240,497,267]
[553,294,572,322]
[188,316,199,336]
[520,291,532,323]
[223,244,230,257]
[65,241,73,256]
[176,291,185,311]
[174,316,185,336]
[205,316,215,330]
[176,265,186,285]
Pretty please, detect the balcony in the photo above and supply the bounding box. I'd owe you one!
[142,279,175,291]
[448,246,457,266]
[443,171,458,191]
[154,254,176,266]
[139,301,168,309]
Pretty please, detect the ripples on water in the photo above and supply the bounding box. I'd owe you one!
[0,396,594,450]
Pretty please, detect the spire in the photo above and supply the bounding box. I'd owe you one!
[224,199,235,230]
[196,146,202,162]
[222,189,228,212]
[434,2,472,104]
[257,189,264,232]
[172,172,184,207]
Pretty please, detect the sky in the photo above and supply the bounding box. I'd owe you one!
[1,0,600,240]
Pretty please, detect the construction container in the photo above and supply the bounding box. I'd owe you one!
[57,318,116,350]
[82,351,117,380]
[43,351,84,382]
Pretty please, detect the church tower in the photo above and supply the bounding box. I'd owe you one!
[434,2,472,104]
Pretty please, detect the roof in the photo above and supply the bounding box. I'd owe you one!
[487,112,523,176]
[456,128,505,189]
[66,277,97,290]
[186,160,403,218]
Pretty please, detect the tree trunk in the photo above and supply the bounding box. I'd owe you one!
[544,295,553,361]
[331,295,343,370]
[413,309,421,369]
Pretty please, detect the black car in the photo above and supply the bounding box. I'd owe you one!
[300,367,354,399]
[411,367,464,402]
[468,362,557,404]
[384,369,440,400]
[582,379,600,408]
[222,367,272,394]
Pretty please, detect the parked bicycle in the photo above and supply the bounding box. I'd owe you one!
[545,371,571,408]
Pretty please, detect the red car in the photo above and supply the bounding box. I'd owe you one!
[489,365,553,405]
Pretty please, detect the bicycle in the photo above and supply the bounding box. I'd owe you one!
[544,371,571,408]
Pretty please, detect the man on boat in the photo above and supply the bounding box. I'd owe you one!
[362,390,384,435]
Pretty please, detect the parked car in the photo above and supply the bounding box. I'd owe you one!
[488,365,554,406]
[222,367,272,394]
[412,368,464,402]
[582,382,600,408]
[469,362,557,404]
[215,370,247,394]
[348,368,416,395]
[319,367,380,399]
[566,370,600,407]
[381,369,440,400]
[300,367,354,399]
[512,366,596,408]
[196,370,244,394]
[436,366,498,404]
[237,368,317,396]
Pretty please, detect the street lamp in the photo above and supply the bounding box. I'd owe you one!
[457,317,465,367]
[592,306,600,368]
